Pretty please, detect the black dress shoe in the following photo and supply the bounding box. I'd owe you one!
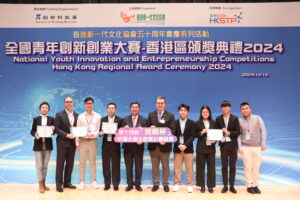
[104,185,110,191]
[247,187,256,194]
[221,186,228,193]
[151,185,159,192]
[125,185,133,191]
[56,187,63,192]
[135,185,143,191]
[229,186,237,194]
[208,187,214,193]
[253,187,261,194]
[200,187,205,193]
[63,184,76,189]
[163,185,170,192]
[114,186,119,191]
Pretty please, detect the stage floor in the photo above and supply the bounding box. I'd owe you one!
[0,184,299,200]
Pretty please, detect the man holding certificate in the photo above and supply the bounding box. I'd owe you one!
[54,97,79,192]
[122,101,148,192]
[215,101,241,194]
[99,102,123,191]
[30,102,55,193]
[238,102,267,194]
[76,97,101,190]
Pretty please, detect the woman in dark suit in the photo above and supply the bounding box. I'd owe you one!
[30,102,55,193]
[195,105,216,193]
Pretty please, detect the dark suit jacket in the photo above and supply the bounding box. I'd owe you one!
[173,119,196,153]
[122,114,148,153]
[195,119,216,154]
[100,115,123,151]
[147,110,175,153]
[215,114,241,148]
[54,110,79,148]
[30,116,55,151]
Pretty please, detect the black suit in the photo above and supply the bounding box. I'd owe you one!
[195,120,216,188]
[147,110,175,186]
[54,110,78,189]
[122,114,148,186]
[30,116,54,151]
[173,119,196,154]
[100,115,122,187]
[215,114,241,187]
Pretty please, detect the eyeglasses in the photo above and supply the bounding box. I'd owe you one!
[64,101,73,103]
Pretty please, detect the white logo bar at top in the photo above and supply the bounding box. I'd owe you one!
[0,2,299,28]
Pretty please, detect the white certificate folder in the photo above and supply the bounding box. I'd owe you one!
[102,122,118,134]
[37,126,53,138]
[70,127,88,137]
[207,129,224,141]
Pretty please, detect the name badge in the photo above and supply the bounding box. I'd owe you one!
[245,132,251,140]
[87,128,91,134]
[107,134,112,142]
[225,136,231,142]
[179,136,184,144]
[159,119,165,124]
[206,138,211,146]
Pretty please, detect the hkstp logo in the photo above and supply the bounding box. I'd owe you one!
[210,12,243,24]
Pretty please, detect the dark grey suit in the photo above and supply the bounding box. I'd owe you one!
[147,110,175,186]
[122,114,148,186]
[54,110,78,189]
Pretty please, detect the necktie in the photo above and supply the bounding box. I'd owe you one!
[158,112,162,120]
[133,117,137,127]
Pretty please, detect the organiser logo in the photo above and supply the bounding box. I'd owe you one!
[210,12,243,24]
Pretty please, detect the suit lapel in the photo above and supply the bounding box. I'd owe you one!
[129,115,134,127]
[63,110,72,127]
[37,116,42,126]
[46,116,52,126]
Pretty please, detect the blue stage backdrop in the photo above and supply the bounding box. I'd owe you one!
[0,3,299,185]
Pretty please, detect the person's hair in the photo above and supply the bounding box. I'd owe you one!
[64,96,73,102]
[155,96,166,104]
[177,104,190,112]
[199,105,212,121]
[107,102,117,108]
[240,102,250,108]
[130,101,140,108]
[84,97,94,103]
[39,102,50,110]
[221,100,231,107]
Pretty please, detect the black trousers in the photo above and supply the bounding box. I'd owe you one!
[124,150,144,186]
[102,147,121,187]
[220,145,238,187]
[55,143,75,188]
[196,153,216,188]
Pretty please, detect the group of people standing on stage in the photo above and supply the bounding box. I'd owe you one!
[30,96,267,195]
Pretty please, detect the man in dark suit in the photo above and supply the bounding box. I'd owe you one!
[215,100,241,194]
[54,97,79,192]
[99,102,123,191]
[148,96,175,192]
[122,101,148,192]
[172,104,196,193]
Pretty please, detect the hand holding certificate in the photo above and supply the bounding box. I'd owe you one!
[207,129,224,141]
[71,127,88,137]
[37,126,53,138]
[102,122,118,134]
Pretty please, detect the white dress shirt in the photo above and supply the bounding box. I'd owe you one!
[77,111,101,136]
